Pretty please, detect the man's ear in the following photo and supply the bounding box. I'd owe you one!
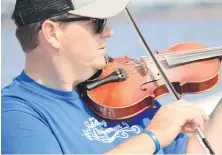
[40,20,61,49]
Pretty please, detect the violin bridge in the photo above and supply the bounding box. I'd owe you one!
[138,57,161,81]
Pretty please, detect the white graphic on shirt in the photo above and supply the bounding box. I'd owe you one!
[82,117,141,143]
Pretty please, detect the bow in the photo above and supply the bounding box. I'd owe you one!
[124,6,215,154]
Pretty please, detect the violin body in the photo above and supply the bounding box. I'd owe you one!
[79,43,221,120]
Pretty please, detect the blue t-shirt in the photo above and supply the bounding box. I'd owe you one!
[1,71,189,154]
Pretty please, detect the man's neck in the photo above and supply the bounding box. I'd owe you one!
[25,54,79,91]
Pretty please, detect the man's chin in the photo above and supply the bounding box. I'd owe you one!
[96,58,107,69]
[98,61,106,70]
[91,55,107,70]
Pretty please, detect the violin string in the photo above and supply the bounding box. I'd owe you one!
[162,48,222,60]
[141,47,222,61]
[105,63,143,74]
[107,62,154,75]
[105,57,164,74]
[104,46,222,73]
[157,46,222,56]
[127,57,166,64]
[127,47,222,66]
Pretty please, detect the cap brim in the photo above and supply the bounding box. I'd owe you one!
[68,0,131,18]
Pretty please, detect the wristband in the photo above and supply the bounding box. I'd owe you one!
[143,129,160,154]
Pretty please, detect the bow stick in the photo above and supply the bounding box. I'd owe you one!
[124,7,215,154]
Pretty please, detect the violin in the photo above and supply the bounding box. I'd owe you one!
[79,42,222,120]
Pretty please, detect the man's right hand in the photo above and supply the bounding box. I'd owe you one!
[146,99,209,148]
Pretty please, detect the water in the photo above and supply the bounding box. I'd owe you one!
[2,9,222,104]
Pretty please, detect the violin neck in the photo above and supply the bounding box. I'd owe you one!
[164,46,222,66]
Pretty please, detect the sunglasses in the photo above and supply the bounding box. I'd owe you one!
[50,17,107,34]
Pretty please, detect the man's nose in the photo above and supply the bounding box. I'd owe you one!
[100,25,114,39]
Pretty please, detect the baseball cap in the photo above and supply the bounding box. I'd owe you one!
[12,0,131,26]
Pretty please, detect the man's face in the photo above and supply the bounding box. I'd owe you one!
[56,17,114,77]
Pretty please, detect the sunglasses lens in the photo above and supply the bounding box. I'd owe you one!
[96,19,107,34]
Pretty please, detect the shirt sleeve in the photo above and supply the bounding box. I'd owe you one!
[163,133,189,154]
[1,110,63,154]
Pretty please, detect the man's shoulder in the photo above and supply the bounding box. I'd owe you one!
[2,79,18,93]
[1,71,40,100]
[2,76,28,101]
[1,77,37,114]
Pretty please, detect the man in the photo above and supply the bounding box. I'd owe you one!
[1,0,222,154]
